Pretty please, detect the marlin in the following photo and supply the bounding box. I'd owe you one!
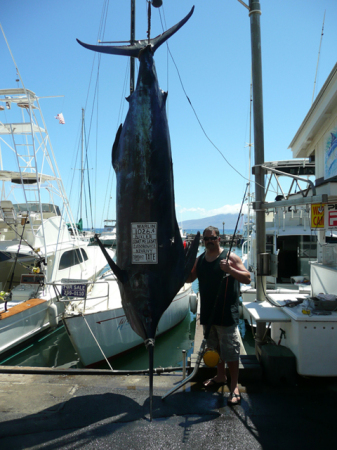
[77,6,199,418]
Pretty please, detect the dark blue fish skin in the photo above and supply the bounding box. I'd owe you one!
[112,46,199,341]
[77,7,199,343]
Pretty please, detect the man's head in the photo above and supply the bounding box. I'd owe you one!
[203,226,219,237]
[203,226,220,250]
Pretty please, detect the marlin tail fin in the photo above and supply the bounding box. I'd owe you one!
[77,6,194,58]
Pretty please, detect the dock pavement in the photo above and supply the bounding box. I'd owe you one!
[0,365,336,449]
[0,307,335,448]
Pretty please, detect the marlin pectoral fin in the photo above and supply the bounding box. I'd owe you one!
[77,6,194,58]
[112,124,123,170]
[94,235,128,283]
[183,232,200,281]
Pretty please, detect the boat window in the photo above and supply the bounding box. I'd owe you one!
[77,249,88,262]
[59,248,88,270]
[326,236,337,244]
[59,250,81,270]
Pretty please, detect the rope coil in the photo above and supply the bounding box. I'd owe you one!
[144,338,155,349]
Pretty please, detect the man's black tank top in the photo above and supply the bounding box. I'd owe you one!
[196,249,240,327]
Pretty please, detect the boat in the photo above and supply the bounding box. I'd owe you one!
[243,62,337,377]
[97,219,117,247]
[240,159,333,310]
[0,85,113,356]
[61,278,197,367]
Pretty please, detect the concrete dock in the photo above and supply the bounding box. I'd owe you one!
[0,312,335,448]
[0,367,336,449]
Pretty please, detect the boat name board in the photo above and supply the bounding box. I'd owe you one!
[61,284,87,298]
[131,222,158,264]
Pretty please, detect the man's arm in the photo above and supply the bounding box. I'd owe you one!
[186,256,199,283]
[220,252,251,285]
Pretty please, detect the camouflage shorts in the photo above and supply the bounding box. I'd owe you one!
[203,324,240,362]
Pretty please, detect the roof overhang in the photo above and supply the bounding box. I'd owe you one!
[0,170,57,183]
[288,62,337,157]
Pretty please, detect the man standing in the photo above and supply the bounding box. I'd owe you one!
[187,226,251,405]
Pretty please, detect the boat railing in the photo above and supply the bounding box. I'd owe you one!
[242,240,248,259]
[48,278,113,312]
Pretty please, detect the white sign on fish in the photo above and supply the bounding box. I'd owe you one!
[131,222,158,264]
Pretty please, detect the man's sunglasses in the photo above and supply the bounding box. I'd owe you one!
[203,236,218,242]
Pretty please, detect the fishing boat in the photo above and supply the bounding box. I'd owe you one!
[60,277,197,367]
[240,159,334,310]
[0,85,113,356]
[97,219,117,247]
[243,61,337,377]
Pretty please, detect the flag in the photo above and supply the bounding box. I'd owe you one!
[55,113,65,124]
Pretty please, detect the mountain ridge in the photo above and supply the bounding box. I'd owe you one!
[180,213,244,231]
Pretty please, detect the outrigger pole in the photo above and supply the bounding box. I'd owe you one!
[162,184,249,400]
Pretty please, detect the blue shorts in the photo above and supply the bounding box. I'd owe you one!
[203,324,240,362]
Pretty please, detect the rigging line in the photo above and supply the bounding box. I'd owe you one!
[101,58,129,227]
[81,313,114,371]
[159,6,169,116]
[166,45,247,181]
[83,1,109,111]
[312,10,326,105]
[8,219,28,291]
[5,221,41,258]
[157,19,275,195]
[85,145,94,229]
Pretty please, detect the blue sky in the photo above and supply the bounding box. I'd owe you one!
[1,0,337,228]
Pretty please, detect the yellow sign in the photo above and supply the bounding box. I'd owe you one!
[311,204,325,228]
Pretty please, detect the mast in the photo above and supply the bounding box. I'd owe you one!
[80,108,85,222]
[130,0,135,94]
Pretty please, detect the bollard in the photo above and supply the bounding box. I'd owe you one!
[182,350,186,380]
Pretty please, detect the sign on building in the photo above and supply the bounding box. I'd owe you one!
[326,203,337,229]
[311,203,325,228]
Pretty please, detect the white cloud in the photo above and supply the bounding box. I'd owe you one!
[177,203,248,219]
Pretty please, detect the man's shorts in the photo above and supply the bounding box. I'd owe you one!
[203,324,240,362]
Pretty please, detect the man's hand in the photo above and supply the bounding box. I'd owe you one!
[220,258,232,274]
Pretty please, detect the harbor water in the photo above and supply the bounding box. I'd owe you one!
[0,234,254,370]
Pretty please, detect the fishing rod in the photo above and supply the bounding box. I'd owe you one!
[162,183,249,400]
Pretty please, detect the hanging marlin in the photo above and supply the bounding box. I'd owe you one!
[77,6,198,419]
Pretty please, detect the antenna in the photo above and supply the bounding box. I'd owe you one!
[312,10,326,105]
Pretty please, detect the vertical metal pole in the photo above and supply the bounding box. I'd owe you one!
[80,108,84,222]
[149,345,154,421]
[249,0,266,354]
[182,350,186,379]
[130,0,135,94]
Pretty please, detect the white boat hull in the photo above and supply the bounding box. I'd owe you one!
[63,283,193,367]
[0,298,64,356]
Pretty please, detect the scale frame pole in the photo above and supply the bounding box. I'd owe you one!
[249,0,267,353]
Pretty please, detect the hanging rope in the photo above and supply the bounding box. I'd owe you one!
[81,313,114,371]
[147,1,152,43]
